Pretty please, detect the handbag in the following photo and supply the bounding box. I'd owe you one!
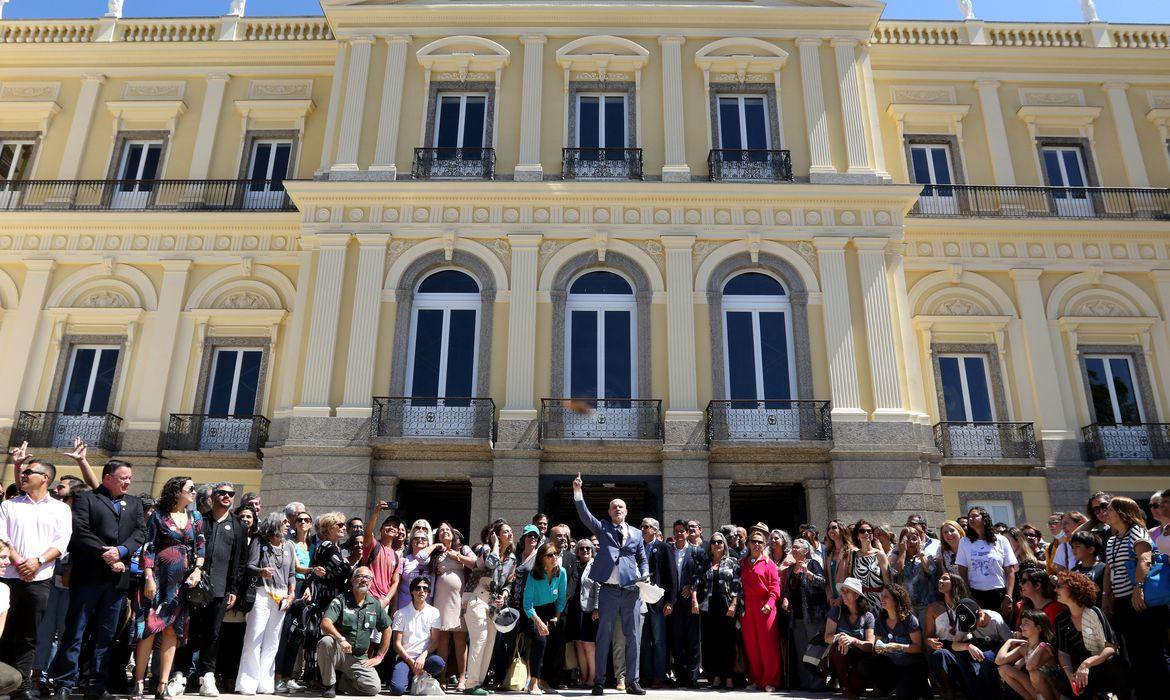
[501,638,529,692]
[185,570,215,608]
[1143,552,1170,607]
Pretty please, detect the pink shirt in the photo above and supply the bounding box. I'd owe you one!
[363,539,403,604]
[0,492,73,581]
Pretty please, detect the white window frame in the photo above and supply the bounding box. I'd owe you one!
[405,271,482,398]
[575,93,629,149]
[1041,145,1089,188]
[59,345,120,413]
[247,139,293,183]
[564,271,638,399]
[205,347,265,416]
[1084,354,1145,425]
[716,94,771,150]
[117,139,164,181]
[909,143,955,186]
[0,140,35,184]
[938,353,996,423]
[721,274,795,401]
[432,93,489,149]
[968,500,1016,527]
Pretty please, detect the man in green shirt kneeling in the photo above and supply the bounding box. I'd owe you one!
[318,566,393,697]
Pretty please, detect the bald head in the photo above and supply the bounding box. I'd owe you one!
[608,498,627,525]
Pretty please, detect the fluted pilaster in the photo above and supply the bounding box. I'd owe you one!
[814,238,864,419]
[855,238,906,418]
[295,234,350,416]
[796,39,834,178]
[339,234,390,416]
[502,234,542,417]
[371,36,411,177]
[58,74,105,180]
[975,80,1016,185]
[332,35,374,171]
[515,35,547,181]
[659,35,691,182]
[664,236,699,415]
[832,39,873,176]
[187,73,230,180]
[1103,82,1149,188]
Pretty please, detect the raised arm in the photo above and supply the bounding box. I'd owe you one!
[62,437,99,489]
[572,472,603,537]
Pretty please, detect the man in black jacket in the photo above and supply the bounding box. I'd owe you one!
[47,459,145,700]
[637,518,675,689]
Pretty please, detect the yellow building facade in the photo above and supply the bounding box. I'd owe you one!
[1,0,1168,536]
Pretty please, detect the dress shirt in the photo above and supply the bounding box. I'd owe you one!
[0,492,73,581]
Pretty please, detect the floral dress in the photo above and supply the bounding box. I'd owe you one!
[133,509,206,644]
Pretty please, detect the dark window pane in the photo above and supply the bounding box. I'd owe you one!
[603,310,632,400]
[930,147,953,185]
[569,271,632,295]
[444,310,477,399]
[725,312,757,401]
[604,97,625,148]
[436,97,462,148]
[88,349,119,413]
[271,143,291,185]
[1043,150,1065,187]
[62,349,97,413]
[207,351,237,416]
[140,145,162,183]
[0,145,12,183]
[759,312,791,403]
[579,96,600,149]
[1108,358,1141,424]
[743,98,768,150]
[963,357,993,422]
[1062,150,1086,187]
[939,356,967,422]
[418,269,479,294]
[250,144,271,181]
[569,310,598,398]
[1085,357,1115,424]
[120,144,143,180]
[723,272,785,296]
[462,97,486,149]
[719,99,742,149]
[234,350,262,416]
[410,310,444,397]
[910,147,931,185]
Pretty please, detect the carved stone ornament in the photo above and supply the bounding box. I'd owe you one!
[434,72,493,83]
[123,82,186,100]
[1020,88,1085,107]
[0,82,61,101]
[933,297,986,316]
[386,238,419,266]
[79,289,130,308]
[1073,298,1125,317]
[248,80,313,100]
[216,291,271,310]
[692,240,723,269]
[890,86,956,105]
[782,241,818,269]
[489,238,511,273]
[1148,91,1170,109]
[538,239,573,271]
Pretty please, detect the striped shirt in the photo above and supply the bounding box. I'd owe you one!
[1104,524,1152,598]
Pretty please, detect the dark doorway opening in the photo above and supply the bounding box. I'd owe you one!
[394,480,472,540]
[540,475,663,541]
[729,483,807,535]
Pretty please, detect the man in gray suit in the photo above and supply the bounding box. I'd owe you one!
[572,473,648,696]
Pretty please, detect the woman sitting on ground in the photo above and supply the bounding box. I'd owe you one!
[863,583,927,700]
[994,609,1058,700]
[823,577,875,699]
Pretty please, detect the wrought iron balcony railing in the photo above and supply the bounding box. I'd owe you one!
[561,148,644,180]
[10,411,122,452]
[706,400,832,444]
[411,147,496,180]
[540,398,662,442]
[908,185,1170,220]
[165,414,270,453]
[1082,423,1170,461]
[933,421,1040,460]
[371,397,497,441]
[707,149,794,182]
[0,179,295,212]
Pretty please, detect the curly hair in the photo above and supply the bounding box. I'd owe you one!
[158,476,192,513]
[1056,570,1099,609]
[965,507,996,544]
[531,541,561,581]
[884,583,914,621]
[850,519,874,549]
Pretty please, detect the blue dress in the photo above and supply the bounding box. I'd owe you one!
[133,510,206,643]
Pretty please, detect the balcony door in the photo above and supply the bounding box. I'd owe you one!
[0,140,34,208]
[202,348,263,450]
[938,354,1001,458]
[718,95,769,152]
[565,271,637,438]
[577,94,628,159]
[909,143,957,214]
[405,270,481,436]
[434,94,486,161]
[721,272,797,439]
[1042,146,1093,217]
[58,345,120,447]
[243,139,291,209]
[111,140,163,209]
[1085,354,1150,458]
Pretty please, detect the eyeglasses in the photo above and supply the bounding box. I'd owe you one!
[544,553,558,559]
[19,469,47,477]
[353,574,373,582]
[1091,502,1111,514]
[712,541,725,546]
[414,586,430,593]
[577,546,594,552]
[749,540,765,546]
[182,485,196,493]
[640,525,654,529]
[215,490,235,497]
[858,529,873,535]
[296,516,312,523]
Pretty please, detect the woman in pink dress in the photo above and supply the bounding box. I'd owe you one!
[740,523,783,691]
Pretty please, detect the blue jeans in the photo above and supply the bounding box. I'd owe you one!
[388,654,445,696]
[47,583,125,692]
[928,646,1000,700]
[639,604,667,683]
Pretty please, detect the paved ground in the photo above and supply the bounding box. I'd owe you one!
[231,692,837,700]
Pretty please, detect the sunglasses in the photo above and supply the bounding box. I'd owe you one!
[215,490,235,497]
[577,546,594,552]
[19,469,47,477]
[858,529,873,535]
[414,586,430,593]
[296,517,312,523]
[749,540,765,545]
[1092,503,1111,513]
[544,553,558,559]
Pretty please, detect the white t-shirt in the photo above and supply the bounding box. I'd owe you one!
[392,603,440,658]
[956,535,1018,591]
[0,581,8,614]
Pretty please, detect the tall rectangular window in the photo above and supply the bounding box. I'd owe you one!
[938,354,995,422]
[0,141,34,185]
[577,94,628,158]
[717,95,769,150]
[60,346,120,413]
[1084,355,1143,425]
[205,348,263,417]
[434,94,487,150]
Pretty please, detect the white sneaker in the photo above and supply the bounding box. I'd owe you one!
[285,680,305,693]
[275,680,289,694]
[199,672,219,697]
[166,674,186,698]
[528,685,543,695]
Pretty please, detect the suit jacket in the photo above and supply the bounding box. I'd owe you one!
[574,497,647,587]
[644,539,676,604]
[667,542,705,603]
[68,486,146,590]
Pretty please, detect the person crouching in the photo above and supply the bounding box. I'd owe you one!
[317,566,392,697]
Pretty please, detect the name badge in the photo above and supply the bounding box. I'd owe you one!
[225,525,232,531]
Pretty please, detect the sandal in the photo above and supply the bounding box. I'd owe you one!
[131,681,145,700]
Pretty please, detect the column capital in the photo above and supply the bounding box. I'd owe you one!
[1010,268,1044,282]
[354,233,391,248]
[347,34,376,45]
[830,37,860,49]
[658,34,686,46]
[160,259,194,272]
[81,73,107,84]
[1150,269,1170,284]
[469,476,493,488]
[206,72,231,83]
[974,79,1001,90]
[795,36,823,47]
[507,232,543,248]
[317,232,352,248]
[812,236,849,252]
[661,234,697,250]
[520,34,547,45]
[853,237,892,252]
[1103,81,1130,92]
[24,259,56,273]
[385,34,412,44]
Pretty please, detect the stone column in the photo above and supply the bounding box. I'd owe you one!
[709,478,732,530]
[470,475,493,540]
[1103,82,1150,188]
[125,260,192,452]
[0,260,54,434]
[187,73,230,181]
[813,238,865,420]
[371,35,411,178]
[803,478,830,526]
[663,456,711,531]
[658,35,691,182]
[331,35,375,172]
[832,39,875,178]
[491,456,540,526]
[338,234,390,417]
[975,80,1016,185]
[1010,269,1078,462]
[501,235,542,438]
[294,234,351,416]
[855,238,906,419]
[858,44,888,180]
[274,248,315,418]
[663,235,699,422]
[888,243,927,420]
[318,43,349,172]
[58,74,105,180]
[515,35,547,182]
[797,38,835,181]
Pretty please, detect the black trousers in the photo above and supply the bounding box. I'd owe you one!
[699,609,736,680]
[858,654,928,700]
[667,600,701,687]
[525,603,563,680]
[0,578,51,694]
[1112,594,1168,699]
[176,595,230,679]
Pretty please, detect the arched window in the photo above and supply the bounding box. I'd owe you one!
[406,269,481,404]
[721,271,797,436]
[565,270,636,401]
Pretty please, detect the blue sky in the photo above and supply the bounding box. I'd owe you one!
[2,1,1168,23]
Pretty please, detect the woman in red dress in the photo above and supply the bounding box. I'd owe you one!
[740,523,784,690]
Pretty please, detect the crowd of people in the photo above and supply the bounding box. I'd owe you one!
[0,441,1168,699]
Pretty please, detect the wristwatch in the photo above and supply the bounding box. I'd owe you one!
[34,556,44,567]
